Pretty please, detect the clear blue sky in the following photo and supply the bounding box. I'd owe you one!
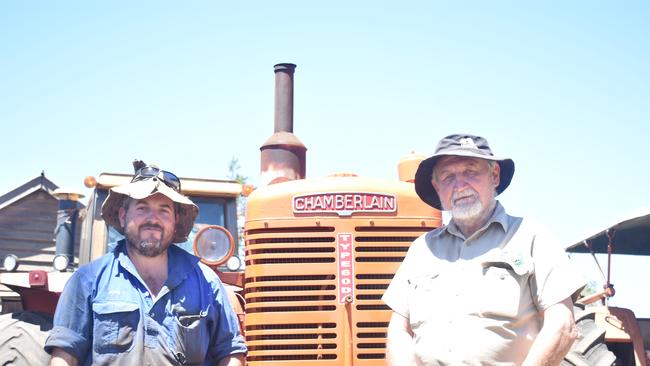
[2,2,648,315]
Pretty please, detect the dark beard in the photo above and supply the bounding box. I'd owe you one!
[127,239,165,257]
[125,225,169,257]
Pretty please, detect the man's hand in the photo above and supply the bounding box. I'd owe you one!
[49,348,78,366]
[217,353,245,366]
[522,297,578,366]
[386,311,421,366]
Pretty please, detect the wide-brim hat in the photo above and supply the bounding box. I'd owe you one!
[414,134,515,210]
[101,178,199,243]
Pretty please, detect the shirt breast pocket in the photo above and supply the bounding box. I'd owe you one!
[173,304,211,364]
[92,301,139,354]
[407,273,440,331]
[479,263,529,319]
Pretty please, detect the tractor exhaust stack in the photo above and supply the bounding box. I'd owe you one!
[260,63,307,185]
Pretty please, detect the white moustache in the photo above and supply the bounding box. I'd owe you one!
[452,189,478,204]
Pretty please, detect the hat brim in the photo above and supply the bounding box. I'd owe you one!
[414,153,515,210]
[101,179,199,243]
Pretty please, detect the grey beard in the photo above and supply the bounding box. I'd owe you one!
[447,189,483,220]
[447,188,496,223]
[451,199,484,220]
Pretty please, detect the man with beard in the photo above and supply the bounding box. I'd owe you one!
[45,167,247,366]
[382,134,585,365]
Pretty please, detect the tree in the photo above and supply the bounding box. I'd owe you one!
[228,157,247,185]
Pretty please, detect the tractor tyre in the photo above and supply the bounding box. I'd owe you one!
[0,311,53,366]
[561,304,616,366]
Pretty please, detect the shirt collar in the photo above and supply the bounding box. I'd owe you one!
[166,245,200,289]
[433,201,511,240]
[114,240,136,275]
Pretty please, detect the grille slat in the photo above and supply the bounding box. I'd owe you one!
[249,236,335,245]
[247,251,335,259]
[247,256,335,264]
[248,341,338,349]
[246,290,336,299]
[246,299,337,308]
[248,305,338,313]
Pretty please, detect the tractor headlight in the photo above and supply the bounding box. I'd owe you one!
[53,254,70,271]
[193,225,235,266]
[226,256,242,271]
[3,254,19,272]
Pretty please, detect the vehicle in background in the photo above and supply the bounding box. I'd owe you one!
[567,205,650,366]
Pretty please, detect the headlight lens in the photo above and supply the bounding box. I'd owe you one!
[193,225,235,266]
[3,254,18,272]
[53,254,70,271]
[226,256,242,271]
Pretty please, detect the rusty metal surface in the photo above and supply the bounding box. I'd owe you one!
[260,147,306,185]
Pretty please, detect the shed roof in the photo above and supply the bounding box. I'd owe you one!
[0,172,59,211]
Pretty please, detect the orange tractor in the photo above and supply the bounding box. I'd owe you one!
[241,63,441,364]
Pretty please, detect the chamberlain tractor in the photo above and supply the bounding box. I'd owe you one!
[240,63,442,365]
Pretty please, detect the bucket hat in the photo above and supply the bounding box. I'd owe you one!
[101,168,199,243]
[414,134,515,210]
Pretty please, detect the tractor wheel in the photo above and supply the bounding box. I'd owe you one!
[0,311,53,366]
[561,304,617,366]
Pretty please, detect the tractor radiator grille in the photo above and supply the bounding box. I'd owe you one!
[244,224,433,365]
[352,226,427,362]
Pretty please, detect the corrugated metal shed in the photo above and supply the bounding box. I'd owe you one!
[0,173,81,311]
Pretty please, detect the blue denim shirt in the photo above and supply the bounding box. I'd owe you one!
[44,240,247,365]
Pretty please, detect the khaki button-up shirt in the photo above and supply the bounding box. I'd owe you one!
[382,202,585,365]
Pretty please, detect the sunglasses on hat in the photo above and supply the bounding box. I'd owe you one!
[131,166,181,192]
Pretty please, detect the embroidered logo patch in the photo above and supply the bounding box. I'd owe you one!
[459,137,477,148]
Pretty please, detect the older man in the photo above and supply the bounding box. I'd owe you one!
[382,134,584,365]
[45,166,247,366]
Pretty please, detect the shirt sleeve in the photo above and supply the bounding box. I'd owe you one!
[530,225,586,310]
[206,272,248,361]
[44,268,93,360]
